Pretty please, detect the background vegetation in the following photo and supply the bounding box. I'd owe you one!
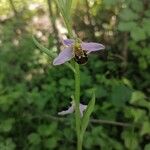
[0,0,150,149]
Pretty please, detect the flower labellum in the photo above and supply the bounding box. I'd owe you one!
[58,101,87,117]
[73,42,88,64]
[53,39,105,65]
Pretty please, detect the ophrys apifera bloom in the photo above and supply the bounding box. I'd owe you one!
[53,39,105,65]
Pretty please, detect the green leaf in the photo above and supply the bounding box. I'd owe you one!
[121,130,138,149]
[110,84,132,107]
[118,21,137,32]
[138,57,148,69]
[103,0,118,7]
[144,144,150,150]
[143,19,150,36]
[32,36,55,58]
[141,121,150,136]
[0,118,15,132]
[124,107,146,122]
[0,138,16,150]
[28,133,41,145]
[131,27,146,41]
[130,91,145,102]
[119,8,139,21]
[44,137,58,149]
[130,0,143,13]
[81,90,95,136]
[37,123,57,137]
[145,10,150,17]
[130,91,150,109]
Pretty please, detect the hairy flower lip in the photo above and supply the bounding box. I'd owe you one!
[53,39,105,65]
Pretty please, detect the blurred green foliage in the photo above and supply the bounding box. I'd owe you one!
[0,0,150,149]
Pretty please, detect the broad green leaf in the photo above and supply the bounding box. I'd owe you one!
[121,130,138,150]
[124,107,146,122]
[110,84,132,107]
[130,0,143,13]
[0,138,16,150]
[118,21,137,32]
[138,57,148,69]
[122,78,133,88]
[103,0,118,7]
[145,10,150,17]
[143,19,150,36]
[81,91,95,136]
[131,27,146,41]
[37,123,57,137]
[141,121,150,136]
[131,91,145,103]
[95,86,107,98]
[28,133,41,145]
[130,91,150,109]
[44,137,58,149]
[119,8,139,21]
[0,118,15,132]
[144,144,150,150]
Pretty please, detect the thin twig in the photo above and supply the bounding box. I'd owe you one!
[91,118,132,127]
[26,114,133,127]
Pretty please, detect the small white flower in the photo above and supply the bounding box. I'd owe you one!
[58,101,87,117]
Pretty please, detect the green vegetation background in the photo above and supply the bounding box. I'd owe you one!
[0,0,150,149]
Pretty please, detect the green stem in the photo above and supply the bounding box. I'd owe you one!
[74,63,82,150]
[66,22,83,150]
[74,63,80,102]
[78,134,84,150]
[66,21,82,149]
[64,16,74,38]
[56,3,82,149]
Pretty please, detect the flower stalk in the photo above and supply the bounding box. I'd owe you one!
[57,3,83,149]
[74,62,83,150]
[33,2,104,149]
[53,1,104,150]
[65,14,83,150]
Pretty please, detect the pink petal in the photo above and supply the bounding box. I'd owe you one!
[79,103,87,117]
[63,39,74,46]
[53,47,73,65]
[58,102,87,117]
[81,42,105,53]
[58,105,74,115]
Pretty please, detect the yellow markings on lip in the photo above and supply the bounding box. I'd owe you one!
[73,44,83,56]
[73,41,88,64]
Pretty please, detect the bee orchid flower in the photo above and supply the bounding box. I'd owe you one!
[53,39,105,65]
[58,101,87,117]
